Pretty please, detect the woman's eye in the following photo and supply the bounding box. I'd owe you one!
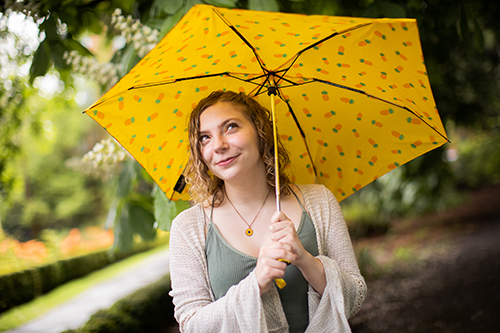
[200,135,209,143]
[226,123,238,131]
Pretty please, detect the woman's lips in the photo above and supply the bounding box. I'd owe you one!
[216,155,239,167]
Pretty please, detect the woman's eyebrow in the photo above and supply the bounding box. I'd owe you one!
[199,117,241,135]
[220,117,240,127]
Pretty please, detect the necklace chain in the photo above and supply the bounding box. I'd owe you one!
[225,188,271,236]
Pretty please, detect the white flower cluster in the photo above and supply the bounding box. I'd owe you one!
[63,50,119,88]
[2,0,45,21]
[111,8,160,58]
[66,138,130,180]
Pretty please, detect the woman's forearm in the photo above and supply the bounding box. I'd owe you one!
[296,251,326,295]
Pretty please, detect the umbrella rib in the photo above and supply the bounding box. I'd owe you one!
[270,71,299,87]
[229,25,265,69]
[281,95,319,181]
[313,78,450,143]
[273,75,298,87]
[250,74,299,97]
[245,69,289,83]
[298,23,372,56]
[222,73,272,92]
[366,95,450,143]
[212,7,268,74]
[312,78,367,94]
[211,7,300,97]
[275,22,372,86]
[142,72,231,87]
[212,8,299,97]
[83,73,236,111]
[255,74,272,97]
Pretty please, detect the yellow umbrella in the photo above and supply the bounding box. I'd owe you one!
[84,4,448,205]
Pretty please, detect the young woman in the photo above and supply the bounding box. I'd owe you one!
[169,91,366,332]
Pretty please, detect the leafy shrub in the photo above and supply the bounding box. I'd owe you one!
[0,269,36,313]
[450,130,500,187]
[78,310,141,333]
[58,251,112,284]
[355,247,381,279]
[63,275,175,333]
[0,251,111,314]
[38,262,63,294]
[0,235,167,314]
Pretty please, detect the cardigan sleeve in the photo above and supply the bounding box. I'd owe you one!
[169,205,286,333]
[300,185,367,330]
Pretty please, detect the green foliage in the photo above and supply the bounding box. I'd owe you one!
[29,40,51,85]
[248,0,279,12]
[17,0,122,83]
[0,251,111,314]
[59,252,112,283]
[355,247,381,279]
[79,310,141,333]
[342,198,390,240]
[206,0,239,8]
[451,130,500,187]
[0,36,36,203]
[362,1,406,18]
[106,160,158,252]
[64,274,174,333]
[2,91,110,240]
[105,160,190,251]
[153,185,191,232]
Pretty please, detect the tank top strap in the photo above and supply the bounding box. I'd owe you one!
[210,192,216,223]
[290,188,306,212]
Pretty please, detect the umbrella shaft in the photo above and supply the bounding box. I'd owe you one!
[270,93,281,211]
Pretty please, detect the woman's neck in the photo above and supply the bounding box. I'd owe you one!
[223,180,271,206]
[222,159,270,205]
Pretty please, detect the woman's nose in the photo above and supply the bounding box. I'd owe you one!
[213,135,228,153]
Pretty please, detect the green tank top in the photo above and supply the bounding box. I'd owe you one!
[205,191,319,333]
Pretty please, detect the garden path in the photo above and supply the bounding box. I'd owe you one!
[7,248,170,333]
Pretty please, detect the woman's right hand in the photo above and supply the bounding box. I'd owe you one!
[255,241,296,295]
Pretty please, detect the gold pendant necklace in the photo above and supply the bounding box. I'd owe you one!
[225,188,271,236]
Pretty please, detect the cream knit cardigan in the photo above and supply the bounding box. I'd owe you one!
[169,184,366,332]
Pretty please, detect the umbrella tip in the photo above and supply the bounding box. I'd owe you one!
[174,174,187,194]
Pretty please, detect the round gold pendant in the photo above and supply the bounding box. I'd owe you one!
[245,228,253,236]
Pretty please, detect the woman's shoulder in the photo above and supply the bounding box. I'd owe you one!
[295,183,330,198]
[295,184,340,208]
[171,202,206,233]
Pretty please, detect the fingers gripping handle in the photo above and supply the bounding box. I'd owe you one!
[275,259,290,289]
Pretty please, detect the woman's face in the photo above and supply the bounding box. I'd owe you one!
[199,102,264,185]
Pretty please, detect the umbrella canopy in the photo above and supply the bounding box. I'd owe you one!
[84,4,448,202]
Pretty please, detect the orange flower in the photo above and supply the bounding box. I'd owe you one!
[61,228,82,255]
[14,240,48,263]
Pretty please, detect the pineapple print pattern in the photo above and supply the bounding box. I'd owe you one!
[85,4,447,201]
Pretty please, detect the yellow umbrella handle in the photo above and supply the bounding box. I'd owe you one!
[269,87,288,289]
[275,259,290,289]
[275,278,287,289]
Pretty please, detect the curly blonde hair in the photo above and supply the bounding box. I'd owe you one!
[186,90,291,205]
